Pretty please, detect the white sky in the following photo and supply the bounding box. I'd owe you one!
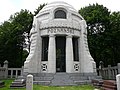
[0,0,120,23]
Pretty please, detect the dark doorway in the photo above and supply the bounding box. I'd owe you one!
[56,36,66,72]
[41,36,49,61]
[73,37,79,61]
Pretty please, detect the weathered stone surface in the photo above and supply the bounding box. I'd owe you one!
[116,74,120,90]
[10,79,25,88]
[26,74,33,90]
[33,73,100,86]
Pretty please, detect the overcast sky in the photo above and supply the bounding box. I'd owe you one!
[0,0,120,23]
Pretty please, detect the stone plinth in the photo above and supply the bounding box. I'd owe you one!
[116,74,120,90]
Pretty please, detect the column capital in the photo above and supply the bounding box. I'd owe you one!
[66,35,72,38]
[49,34,55,37]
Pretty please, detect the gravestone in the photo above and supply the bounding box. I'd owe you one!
[26,74,33,90]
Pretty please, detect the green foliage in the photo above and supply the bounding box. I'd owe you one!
[0,10,33,67]
[34,3,46,16]
[0,4,46,67]
[0,79,95,90]
[1,79,14,90]
[79,3,110,34]
[79,4,120,67]
[104,12,120,65]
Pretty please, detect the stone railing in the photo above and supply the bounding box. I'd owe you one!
[0,60,23,79]
[8,67,23,78]
[97,63,120,80]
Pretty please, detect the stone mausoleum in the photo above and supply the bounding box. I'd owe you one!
[23,1,97,85]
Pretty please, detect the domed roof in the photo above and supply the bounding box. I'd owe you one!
[36,1,84,30]
[39,1,77,13]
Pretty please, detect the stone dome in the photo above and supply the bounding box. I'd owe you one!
[36,1,83,20]
[35,1,84,30]
[39,1,77,13]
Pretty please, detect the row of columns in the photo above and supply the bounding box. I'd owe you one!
[10,69,23,78]
[47,35,74,73]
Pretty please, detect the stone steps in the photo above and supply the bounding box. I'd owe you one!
[10,79,26,88]
[33,73,100,86]
[11,73,100,86]
[102,80,117,90]
[50,73,76,86]
[34,81,51,85]
[33,73,54,85]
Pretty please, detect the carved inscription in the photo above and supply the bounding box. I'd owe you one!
[47,28,74,34]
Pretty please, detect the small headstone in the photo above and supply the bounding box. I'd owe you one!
[116,74,120,90]
[26,74,33,90]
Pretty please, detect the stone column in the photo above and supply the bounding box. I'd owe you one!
[116,74,120,90]
[11,70,13,78]
[66,35,74,73]
[21,66,24,76]
[108,65,111,79]
[4,60,8,78]
[48,35,56,73]
[15,70,18,78]
[118,63,120,74]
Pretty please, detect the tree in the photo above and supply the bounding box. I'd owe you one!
[79,3,110,67]
[34,3,46,16]
[0,4,46,67]
[79,3,110,34]
[0,9,33,67]
[106,12,120,65]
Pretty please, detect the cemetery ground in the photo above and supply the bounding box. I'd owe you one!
[0,79,99,90]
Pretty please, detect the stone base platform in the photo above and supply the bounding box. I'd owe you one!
[30,72,101,86]
[11,73,102,87]
[10,76,26,88]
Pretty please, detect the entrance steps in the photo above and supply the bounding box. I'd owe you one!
[33,73,54,85]
[10,73,101,87]
[33,73,101,86]
[50,73,76,86]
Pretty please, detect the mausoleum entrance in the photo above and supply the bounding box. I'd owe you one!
[56,36,66,72]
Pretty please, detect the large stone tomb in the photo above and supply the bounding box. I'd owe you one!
[23,1,99,86]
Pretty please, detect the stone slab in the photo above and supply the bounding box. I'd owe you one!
[10,79,26,88]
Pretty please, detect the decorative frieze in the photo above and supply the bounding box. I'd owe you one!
[39,20,81,30]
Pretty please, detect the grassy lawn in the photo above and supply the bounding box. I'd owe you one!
[0,79,97,90]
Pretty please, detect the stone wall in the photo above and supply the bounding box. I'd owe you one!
[97,63,120,79]
[0,61,23,79]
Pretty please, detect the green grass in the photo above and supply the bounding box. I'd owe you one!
[0,79,96,90]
